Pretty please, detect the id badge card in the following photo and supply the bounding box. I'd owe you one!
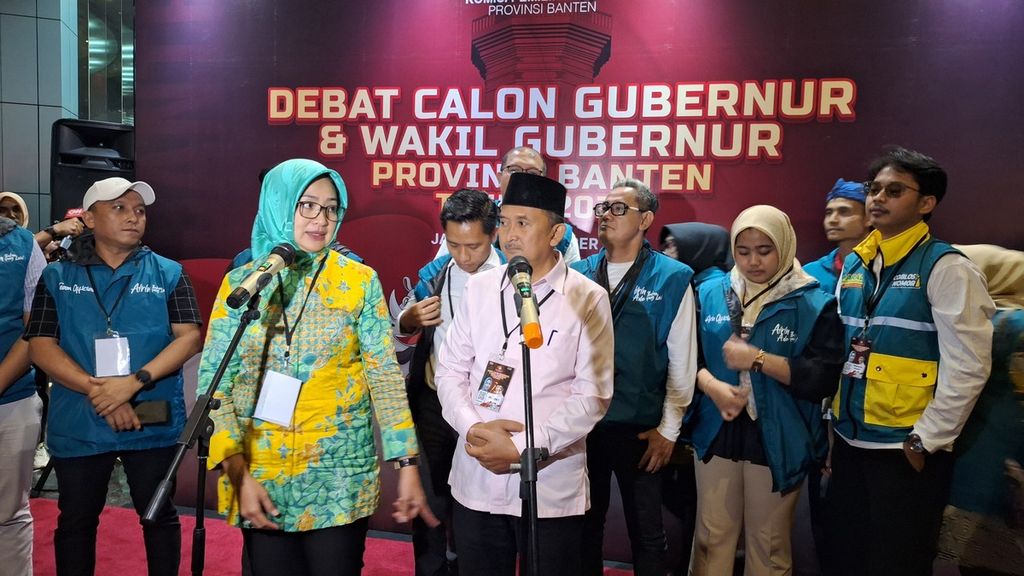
[473,355,515,412]
[841,337,871,379]
[95,334,131,377]
[254,370,302,427]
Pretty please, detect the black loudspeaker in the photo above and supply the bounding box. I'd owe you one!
[50,119,134,222]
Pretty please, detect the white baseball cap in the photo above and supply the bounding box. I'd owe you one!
[83,177,156,210]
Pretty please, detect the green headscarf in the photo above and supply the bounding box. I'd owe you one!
[250,158,348,261]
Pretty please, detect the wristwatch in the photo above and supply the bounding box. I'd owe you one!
[904,433,927,455]
[135,369,154,391]
[43,225,58,239]
[750,349,767,372]
[393,456,419,469]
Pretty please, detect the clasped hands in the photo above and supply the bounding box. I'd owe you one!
[466,419,523,474]
[87,375,141,432]
[722,334,760,371]
[701,335,761,422]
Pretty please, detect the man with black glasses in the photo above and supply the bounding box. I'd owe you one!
[572,178,697,575]
[436,146,581,264]
[826,147,994,576]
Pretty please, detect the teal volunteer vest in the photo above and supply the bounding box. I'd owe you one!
[42,247,187,457]
[692,274,831,492]
[573,247,693,429]
[833,238,959,445]
[0,223,37,405]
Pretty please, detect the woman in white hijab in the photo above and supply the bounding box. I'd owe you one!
[0,191,85,254]
[688,205,844,576]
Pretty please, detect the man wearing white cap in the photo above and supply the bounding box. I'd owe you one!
[25,177,202,575]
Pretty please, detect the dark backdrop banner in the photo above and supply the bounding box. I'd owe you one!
[135,0,1023,311]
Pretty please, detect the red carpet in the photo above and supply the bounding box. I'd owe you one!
[30,499,633,575]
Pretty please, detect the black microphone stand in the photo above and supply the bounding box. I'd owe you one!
[515,294,549,576]
[143,293,263,576]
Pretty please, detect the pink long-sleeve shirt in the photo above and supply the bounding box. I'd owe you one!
[435,254,614,517]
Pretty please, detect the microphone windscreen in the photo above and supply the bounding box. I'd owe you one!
[507,255,532,280]
[270,243,297,265]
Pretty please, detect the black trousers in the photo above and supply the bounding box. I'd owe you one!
[242,518,369,576]
[660,443,697,576]
[52,445,180,576]
[409,386,458,576]
[582,423,667,576]
[825,437,954,576]
[453,501,584,576]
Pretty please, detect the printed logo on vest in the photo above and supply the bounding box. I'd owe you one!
[890,273,921,289]
[632,286,663,302]
[0,252,26,262]
[771,323,798,342]
[57,281,94,294]
[130,283,166,295]
[840,272,864,289]
[704,313,729,324]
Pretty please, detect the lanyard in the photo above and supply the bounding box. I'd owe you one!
[863,235,928,319]
[276,255,327,366]
[725,266,792,336]
[498,269,557,357]
[596,246,649,324]
[742,265,791,309]
[85,266,133,336]
[445,262,456,319]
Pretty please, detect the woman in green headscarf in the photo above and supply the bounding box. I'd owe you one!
[199,159,436,574]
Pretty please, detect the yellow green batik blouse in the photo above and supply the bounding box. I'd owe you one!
[201,251,417,531]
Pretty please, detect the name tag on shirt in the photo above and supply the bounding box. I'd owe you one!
[95,336,131,377]
[473,357,515,412]
[842,337,871,379]
[254,370,302,427]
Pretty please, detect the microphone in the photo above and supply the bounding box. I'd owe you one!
[226,243,296,309]
[506,256,543,349]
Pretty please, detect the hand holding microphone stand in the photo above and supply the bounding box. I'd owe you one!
[142,243,295,576]
[507,256,549,576]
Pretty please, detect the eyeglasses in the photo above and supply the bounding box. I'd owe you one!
[594,201,644,217]
[864,180,919,199]
[296,201,341,222]
[503,165,544,176]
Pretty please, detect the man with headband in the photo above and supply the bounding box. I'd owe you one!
[804,179,870,295]
[801,178,870,566]
[435,172,613,575]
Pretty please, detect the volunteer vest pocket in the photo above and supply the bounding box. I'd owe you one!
[862,352,937,428]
